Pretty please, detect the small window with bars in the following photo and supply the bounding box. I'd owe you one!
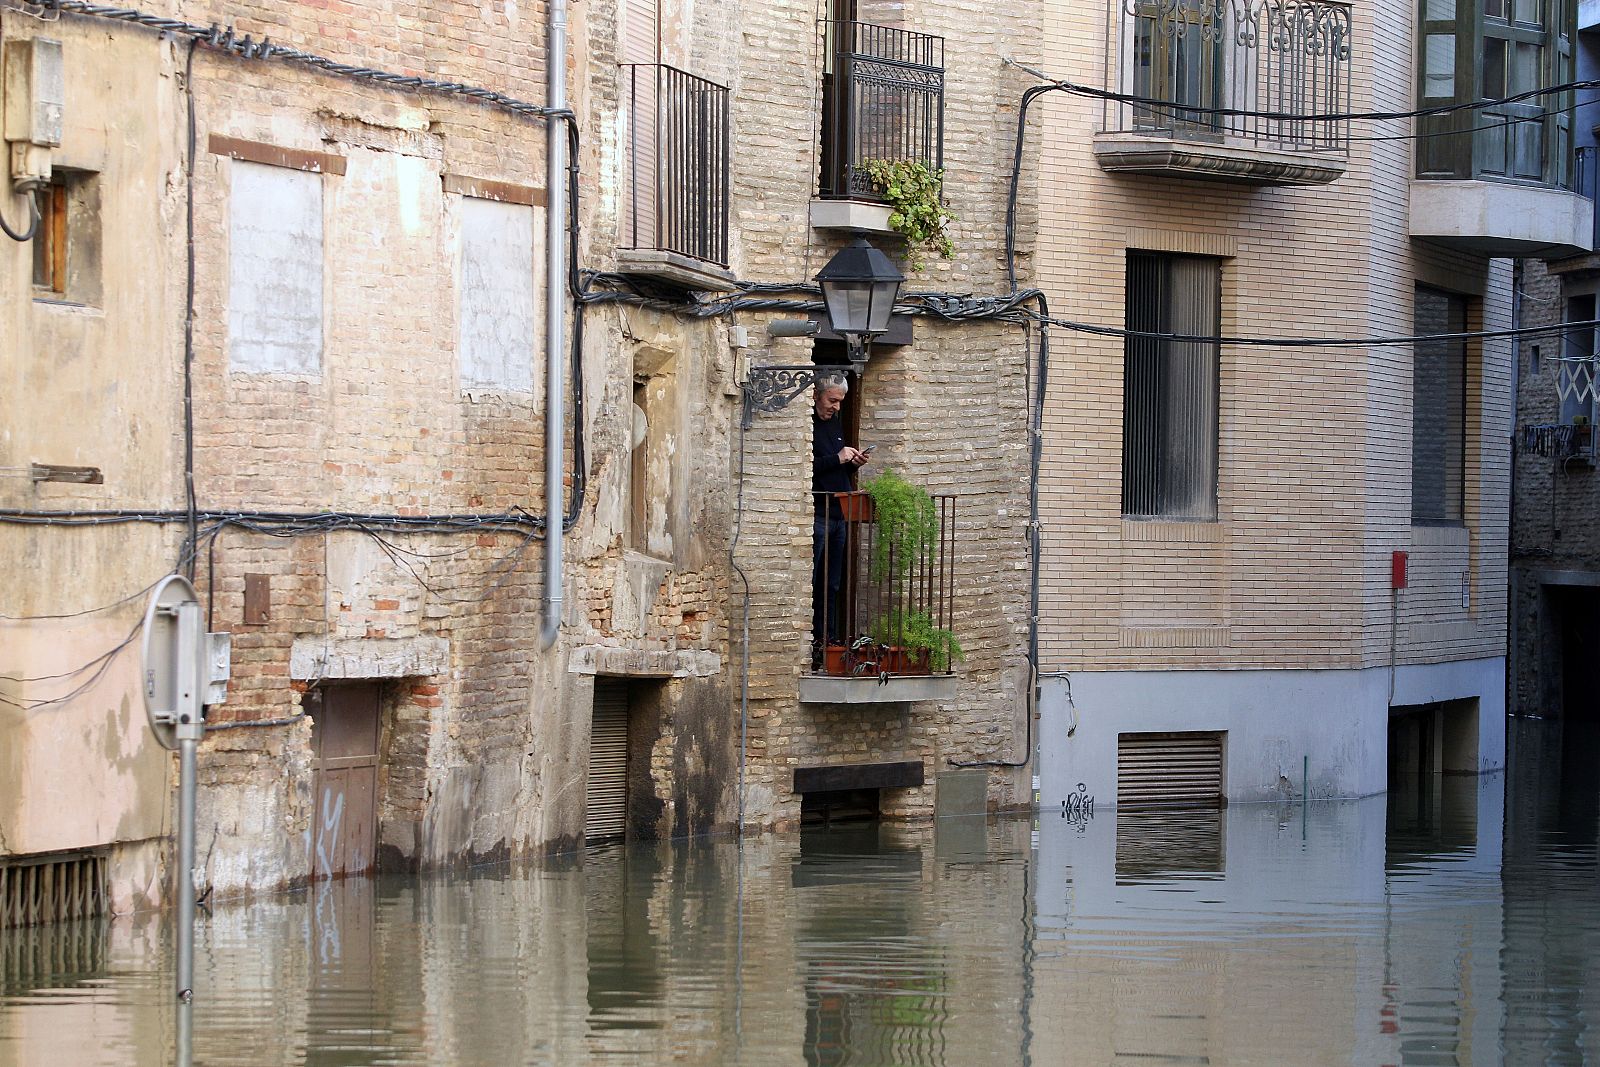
[1411,285,1469,525]
[1121,251,1222,520]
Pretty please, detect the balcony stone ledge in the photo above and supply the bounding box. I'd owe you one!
[798,673,959,704]
[614,248,736,292]
[1092,133,1348,186]
[808,198,898,237]
[1409,180,1595,260]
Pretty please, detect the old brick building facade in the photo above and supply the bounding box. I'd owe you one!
[1,0,1036,909]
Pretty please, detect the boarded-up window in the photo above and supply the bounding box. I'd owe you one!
[228,161,323,374]
[1122,252,1221,519]
[458,197,536,393]
[1412,286,1468,524]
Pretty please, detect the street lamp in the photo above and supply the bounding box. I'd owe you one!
[815,238,904,366]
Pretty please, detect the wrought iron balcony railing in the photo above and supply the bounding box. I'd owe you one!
[621,64,730,267]
[820,22,945,200]
[813,491,959,678]
[1103,0,1352,155]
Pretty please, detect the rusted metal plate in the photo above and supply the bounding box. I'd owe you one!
[243,573,270,625]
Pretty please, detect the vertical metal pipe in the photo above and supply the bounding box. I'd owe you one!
[540,0,569,650]
[176,737,197,1001]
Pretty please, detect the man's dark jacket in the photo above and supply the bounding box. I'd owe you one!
[813,415,853,514]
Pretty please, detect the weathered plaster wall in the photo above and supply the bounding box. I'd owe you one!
[0,16,186,912]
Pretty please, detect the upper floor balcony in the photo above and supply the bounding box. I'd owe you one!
[616,64,735,291]
[811,22,946,236]
[1409,0,1592,258]
[1093,0,1353,186]
[802,490,961,704]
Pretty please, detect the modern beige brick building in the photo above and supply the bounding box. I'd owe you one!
[1031,0,1592,807]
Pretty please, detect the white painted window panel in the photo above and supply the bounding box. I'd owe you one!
[458,198,536,393]
[228,161,323,374]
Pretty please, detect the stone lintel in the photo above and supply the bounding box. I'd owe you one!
[568,644,723,678]
[794,760,925,793]
[1092,133,1347,187]
[289,636,449,680]
[797,673,958,704]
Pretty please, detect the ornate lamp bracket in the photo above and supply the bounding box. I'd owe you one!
[742,365,824,428]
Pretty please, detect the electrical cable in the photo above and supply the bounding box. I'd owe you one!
[182,36,199,579]
[0,186,40,242]
[1005,57,1594,126]
[31,0,571,123]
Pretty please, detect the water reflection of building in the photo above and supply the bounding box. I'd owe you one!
[1030,785,1509,1067]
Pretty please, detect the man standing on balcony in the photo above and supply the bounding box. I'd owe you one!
[813,371,868,649]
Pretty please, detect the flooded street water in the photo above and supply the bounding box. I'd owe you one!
[4,719,1600,1066]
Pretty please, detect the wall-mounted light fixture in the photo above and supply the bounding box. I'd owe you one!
[815,238,904,367]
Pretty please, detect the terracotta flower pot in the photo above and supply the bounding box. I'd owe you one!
[834,492,874,523]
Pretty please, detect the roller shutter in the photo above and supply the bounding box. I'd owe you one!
[587,681,630,842]
[1116,731,1224,809]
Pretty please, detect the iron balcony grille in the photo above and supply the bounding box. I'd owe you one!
[1105,0,1352,155]
[813,491,958,678]
[621,64,731,267]
[821,22,946,199]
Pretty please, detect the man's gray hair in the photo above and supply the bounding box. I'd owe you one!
[817,371,849,395]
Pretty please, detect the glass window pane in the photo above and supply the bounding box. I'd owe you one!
[1429,0,1456,19]
[1484,0,1506,18]
[1427,35,1457,97]
[1514,0,1542,24]
[1481,38,1506,98]
[1511,41,1540,93]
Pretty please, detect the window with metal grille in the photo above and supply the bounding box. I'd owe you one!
[1412,286,1469,524]
[1559,293,1596,427]
[1116,731,1225,808]
[1,852,107,928]
[1121,251,1221,520]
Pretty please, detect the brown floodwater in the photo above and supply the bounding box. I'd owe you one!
[3,719,1597,1066]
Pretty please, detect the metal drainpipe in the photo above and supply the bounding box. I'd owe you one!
[540,0,568,650]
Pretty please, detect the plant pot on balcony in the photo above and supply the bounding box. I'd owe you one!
[876,645,931,676]
[835,492,874,523]
[822,642,852,676]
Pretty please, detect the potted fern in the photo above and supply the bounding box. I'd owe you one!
[861,470,962,674]
[872,608,964,674]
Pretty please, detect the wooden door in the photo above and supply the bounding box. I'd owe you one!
[311,683,381,879]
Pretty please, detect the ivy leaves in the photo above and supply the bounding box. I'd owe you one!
[861,159,955,272]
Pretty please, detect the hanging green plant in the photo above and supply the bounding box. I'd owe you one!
[860,158,955,272]
[863,468,938,583]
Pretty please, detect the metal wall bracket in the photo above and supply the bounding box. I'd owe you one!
[741,365,822,429]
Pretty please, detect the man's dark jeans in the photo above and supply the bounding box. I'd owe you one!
[813,515,848,644]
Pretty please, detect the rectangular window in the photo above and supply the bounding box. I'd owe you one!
[1559,293,1595,426]
[1132,0,1224,133]
[30,169,100,305]
[457,197,536,393]
[228,161,323,374]
[1411,286,1469,524]
[1122,252,1221,520]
